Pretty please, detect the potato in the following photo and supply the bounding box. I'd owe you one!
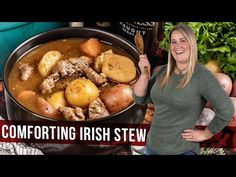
[94,49,113,72]
[100,84,134,114]
[143,103,154,124]
[102,53,136,83]
[37,97,60,119]
[65,79,99,108]
[38,50,62,76]
[47,91,67,109]
[204,59,222,73]
[80,38,102,58]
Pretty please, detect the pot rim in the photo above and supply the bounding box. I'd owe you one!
[3,27,141,122]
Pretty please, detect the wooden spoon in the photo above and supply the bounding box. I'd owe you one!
[134,33,150,79]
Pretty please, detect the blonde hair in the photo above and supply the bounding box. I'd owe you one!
[159,23,198,89]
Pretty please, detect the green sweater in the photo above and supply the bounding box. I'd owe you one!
[133,63,234,155]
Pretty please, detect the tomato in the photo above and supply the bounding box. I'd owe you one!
[232,133,236,148]
[230,97,236,117]
[230,79,236,97]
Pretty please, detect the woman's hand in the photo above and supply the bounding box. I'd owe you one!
[181,128,214,142]
[138,54,151,77]
[133,54,151,97]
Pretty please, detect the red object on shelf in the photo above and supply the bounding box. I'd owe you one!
[233,133,236,148]
[227,116,236,131]
[230,79,236,97]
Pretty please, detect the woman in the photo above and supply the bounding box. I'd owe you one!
[133,24,234,155]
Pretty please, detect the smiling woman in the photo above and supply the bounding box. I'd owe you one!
[133,23,234,155]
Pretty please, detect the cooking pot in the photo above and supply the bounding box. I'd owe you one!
[3,27,146,154]
[0,22,68,79]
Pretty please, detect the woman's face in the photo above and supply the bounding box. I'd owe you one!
[170,30,190,64]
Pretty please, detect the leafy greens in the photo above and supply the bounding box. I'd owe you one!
[160,22,236,78]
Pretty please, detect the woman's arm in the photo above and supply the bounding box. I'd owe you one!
[132,54,153,105]
[133,54,150,96]
[183,66,234,142]
[200,70,234,135]
[133,74,149,97]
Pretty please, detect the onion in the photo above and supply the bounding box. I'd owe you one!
[206,73,232,108]
[230,97,236,117]
[228,116,236,127]
[214,73,232,96]
[196,108,215,126]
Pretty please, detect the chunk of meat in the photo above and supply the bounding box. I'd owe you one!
[39,72,60,94]
[74,59,107,85]
[88,98,110,120]
[19,63,34,81]
[68,57,89,69]
[56,57,89,78]
[82,67,107,85]
[59,106,85,121]
[57,60,76,77]
[75,107,86,120]
[70,56,92,66]
[39,57,89,94]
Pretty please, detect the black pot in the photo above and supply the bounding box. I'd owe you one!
[3,27,146,154]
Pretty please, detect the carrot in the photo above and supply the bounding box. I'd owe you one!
[17,90,36,100]
[80,38,102,58]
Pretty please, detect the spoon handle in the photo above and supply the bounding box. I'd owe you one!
[134,33,150,79]
[144,66,150,79]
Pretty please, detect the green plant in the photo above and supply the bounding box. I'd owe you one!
[160,22,236,79]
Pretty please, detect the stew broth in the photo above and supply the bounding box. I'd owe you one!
[8,38,137,120]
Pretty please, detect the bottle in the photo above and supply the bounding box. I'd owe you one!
[145,22,167,67]
[116,22,167,70]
